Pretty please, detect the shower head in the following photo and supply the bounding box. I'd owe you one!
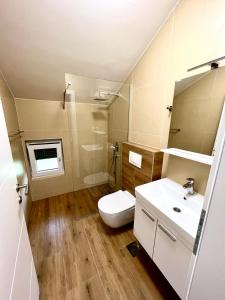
[93,90,121,102]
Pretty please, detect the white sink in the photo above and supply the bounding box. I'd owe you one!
[135,178,204,246]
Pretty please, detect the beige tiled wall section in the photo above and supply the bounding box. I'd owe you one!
[0,73,31,220]
[169,68,225,155]
[15,99,109,200]
[108,82,130,190]
[15,98,74,200]
[128,0,225,194]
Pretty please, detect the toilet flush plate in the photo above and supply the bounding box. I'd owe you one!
[129,151,142,168]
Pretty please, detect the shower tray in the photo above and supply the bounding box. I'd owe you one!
[83,172,108,185]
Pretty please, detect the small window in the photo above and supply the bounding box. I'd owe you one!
[26,140,64,179]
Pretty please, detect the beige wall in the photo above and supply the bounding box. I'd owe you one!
[15,98,74,200]
[108,82,130,190]
[169,67,225,155]
[0,73,31,220]
[15,99,109,200]
[128,0,225,194]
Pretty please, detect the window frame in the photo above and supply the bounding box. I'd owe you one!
[26,139,64,179]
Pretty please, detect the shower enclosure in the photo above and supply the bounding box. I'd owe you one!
[65,73,130,192]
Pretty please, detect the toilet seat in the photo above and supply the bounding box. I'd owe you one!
[98,190,136,228]
[98,190,135,214]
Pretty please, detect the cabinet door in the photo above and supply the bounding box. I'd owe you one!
[153,222,192,299]
[133,201,157,258]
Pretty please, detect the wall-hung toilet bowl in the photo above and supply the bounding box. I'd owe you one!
[98,190,135,228]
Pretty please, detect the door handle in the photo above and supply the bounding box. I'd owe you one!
[16,183,29,195]
[16,183,28,205]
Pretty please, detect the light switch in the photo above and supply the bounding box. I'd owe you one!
[129,151,142,168]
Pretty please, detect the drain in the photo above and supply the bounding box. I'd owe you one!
[126,241,140,257]
[173,207,181,213]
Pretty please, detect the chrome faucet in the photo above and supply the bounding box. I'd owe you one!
[183,178,195,197]
[111,142,119,152]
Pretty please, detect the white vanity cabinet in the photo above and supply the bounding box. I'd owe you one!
[133,201,157,258]
[153,222,192,298]
[134,198,192,299]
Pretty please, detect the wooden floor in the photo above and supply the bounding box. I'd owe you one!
[28,184,180,300]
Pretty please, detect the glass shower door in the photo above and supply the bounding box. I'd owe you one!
[65,73,126,191]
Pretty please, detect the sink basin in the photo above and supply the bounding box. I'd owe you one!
[135,178,204,246]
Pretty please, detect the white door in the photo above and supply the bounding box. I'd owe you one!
[186,95,225,299]
[0,99,39,300]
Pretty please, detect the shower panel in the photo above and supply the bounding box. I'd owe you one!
[65,73,130,191]
[108,82,130,190]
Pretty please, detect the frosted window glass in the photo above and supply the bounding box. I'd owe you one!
[36,158,58,172]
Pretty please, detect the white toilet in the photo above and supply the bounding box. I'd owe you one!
[98,190,136,228]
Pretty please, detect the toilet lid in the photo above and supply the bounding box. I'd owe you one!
[98,190,135,214]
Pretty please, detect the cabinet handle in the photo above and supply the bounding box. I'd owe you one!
[141,209,155,222]
[158,224,176,242]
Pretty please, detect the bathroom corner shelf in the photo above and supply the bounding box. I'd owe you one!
[81,144,103,152]
[161,148,213,165]
[93,130,106,135]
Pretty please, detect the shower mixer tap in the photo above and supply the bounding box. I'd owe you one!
[109,142,119,186]
[110,142,119,152]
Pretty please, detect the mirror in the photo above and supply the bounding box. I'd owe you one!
[168,66,225,156]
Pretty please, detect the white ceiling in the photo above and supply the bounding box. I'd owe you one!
[0,0,178,101]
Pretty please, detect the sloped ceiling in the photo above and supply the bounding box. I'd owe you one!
[0,0,178,101]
